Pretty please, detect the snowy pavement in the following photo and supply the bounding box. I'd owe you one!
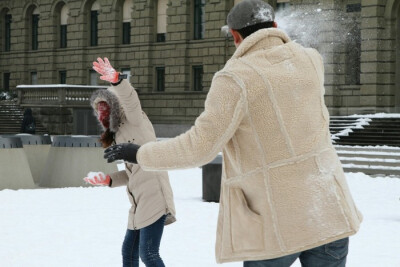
[0,168,399,267]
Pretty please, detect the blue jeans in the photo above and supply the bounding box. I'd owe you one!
[244,237,349,267]
[122,215,167,267]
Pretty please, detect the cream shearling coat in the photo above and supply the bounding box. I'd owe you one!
[91,81,176,230]
[136,29,362,262]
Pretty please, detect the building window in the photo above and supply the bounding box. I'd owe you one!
[157,33,166,42]
[122,0,132,44]
[193,66,203,91]
[59,71,67,84]
[346,4,361,13]
[194,0,205,40]
[276,0,290,12]
[345,22,361,85]
[31,72,38,85]
[90,70,98,85]
[5,14,11,52]
[121,68,131,81]
[3,73,10,91]
[157,0,168,42]
[156,67,165,91]
[90,2,100,46]
[122,22,130,44]
[90,11,98,46]
[60,5,69,48]
[32,9,39,50]
[60,25,67,48]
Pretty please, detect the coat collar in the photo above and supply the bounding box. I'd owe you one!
[231,28,291,59]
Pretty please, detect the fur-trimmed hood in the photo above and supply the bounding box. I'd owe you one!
[90,88,123,132]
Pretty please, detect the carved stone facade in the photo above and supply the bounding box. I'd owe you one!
[0,0,399,134]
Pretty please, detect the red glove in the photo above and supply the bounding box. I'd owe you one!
[92,57,119,83]
[84,172,111,186]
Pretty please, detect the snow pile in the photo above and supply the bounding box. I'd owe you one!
[85,171,103,180]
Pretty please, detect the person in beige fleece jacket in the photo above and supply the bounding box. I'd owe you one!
[104,1,362,266]
[84,57,176,267]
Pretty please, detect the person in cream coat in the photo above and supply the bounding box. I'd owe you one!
[103,1,362,266]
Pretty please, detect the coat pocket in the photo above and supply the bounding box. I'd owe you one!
[230,187,264,252]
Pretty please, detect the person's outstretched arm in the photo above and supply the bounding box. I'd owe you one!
[105,71,247,171]
[83,170,129,187]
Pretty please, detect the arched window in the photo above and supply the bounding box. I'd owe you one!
[60,5,69,48]
[157,0,168,42]
[3,10,11,52]
[90,1,100,46]
[122,0,132,44]
[32,8,39,50]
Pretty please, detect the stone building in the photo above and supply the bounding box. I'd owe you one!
[0,0,399,135]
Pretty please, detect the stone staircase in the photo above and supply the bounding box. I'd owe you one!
[330,115,400,177]
[0,100,48,134]
[335,146,400,176]
[329,116,365,135]
[334,117,400,147]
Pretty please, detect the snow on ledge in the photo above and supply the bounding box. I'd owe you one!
[335,144,400,150]
[16,84,108,89]
[348,113,400,118]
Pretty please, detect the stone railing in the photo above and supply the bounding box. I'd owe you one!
[15,84,108,107]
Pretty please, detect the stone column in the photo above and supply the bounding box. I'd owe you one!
[360,0,394,113]
[383,0,399,111]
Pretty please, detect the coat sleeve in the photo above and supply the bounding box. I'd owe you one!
[136,72,246,171]
[111,79,143,126]
[109,170,129,187]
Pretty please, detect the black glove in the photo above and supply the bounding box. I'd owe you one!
[104,143,140,164]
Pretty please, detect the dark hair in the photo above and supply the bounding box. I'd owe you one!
[100,128,115,148]
[236,21,275,39]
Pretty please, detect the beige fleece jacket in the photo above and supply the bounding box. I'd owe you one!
[136,28,362,262]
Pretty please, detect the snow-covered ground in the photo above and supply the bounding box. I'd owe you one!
[0,168,399,267]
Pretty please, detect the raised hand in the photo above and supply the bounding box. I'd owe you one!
[83,172,111,186]
[92,57,119,83]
